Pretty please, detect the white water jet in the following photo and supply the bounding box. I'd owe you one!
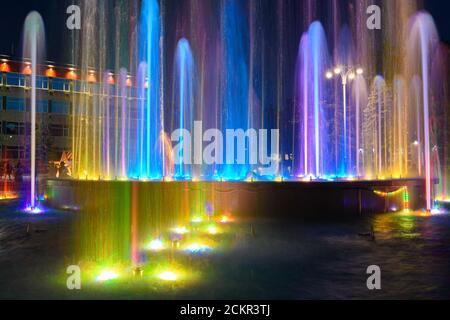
[23,12,45,209]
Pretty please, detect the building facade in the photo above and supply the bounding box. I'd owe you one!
[0,58,72,176]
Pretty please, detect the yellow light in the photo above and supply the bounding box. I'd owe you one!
[373,187,407,197]
[348,73,355,80]
[207,226,218,235]
[326,71,333,79]
[220,215,231,224]
[334,67,341,75]
[158,271,177,281]
[96,270,119,282]
[356,68,364,75]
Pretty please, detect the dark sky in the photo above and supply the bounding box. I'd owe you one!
[0,0,70,62]
[0,0,449,64]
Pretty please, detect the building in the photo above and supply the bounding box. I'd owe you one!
[0,57,72,176]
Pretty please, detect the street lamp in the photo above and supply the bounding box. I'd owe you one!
[326,65,363,175]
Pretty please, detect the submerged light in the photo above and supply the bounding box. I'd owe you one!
[24,206,44,215]
[158,271,177,281]
[207,225,219,235]
[191,216,203,223]
[96,270,119,282]
[147,239,164,252]
[172,226,189,235]
[219,215,233,224]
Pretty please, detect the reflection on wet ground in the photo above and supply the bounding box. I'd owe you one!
[0,200,449,299]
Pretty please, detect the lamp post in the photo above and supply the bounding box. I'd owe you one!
[326,66,363,176]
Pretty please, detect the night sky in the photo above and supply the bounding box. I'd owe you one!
[0,0,449,64]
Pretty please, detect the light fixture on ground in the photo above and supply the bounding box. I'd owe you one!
[158,271,177,281]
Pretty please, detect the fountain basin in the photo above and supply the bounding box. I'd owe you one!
[45,178,426,217]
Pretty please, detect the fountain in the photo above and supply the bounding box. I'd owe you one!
[172,38,195,180]
[22,12,45,211]
[407,12,440,211]
[294,22,329,178]
[33,0,449,271]
[221,0,250,180]
[351,75,368,178]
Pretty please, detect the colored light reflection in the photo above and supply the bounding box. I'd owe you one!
[0,193,18,200]
[96,270,119,282]
[184,243,210,254]
[431,208,446,215]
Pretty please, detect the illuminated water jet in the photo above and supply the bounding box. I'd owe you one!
[22,12,45,210]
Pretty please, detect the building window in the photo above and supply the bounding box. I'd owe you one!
[6,97,26,111]
[3,122,25,135]
[36,76,49,90]
[51,101,70,114]
[6,73,25,87]
[1,145,25,160]
[37,100,49,113]
[50,124,70,137]
[52,78,70,91]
